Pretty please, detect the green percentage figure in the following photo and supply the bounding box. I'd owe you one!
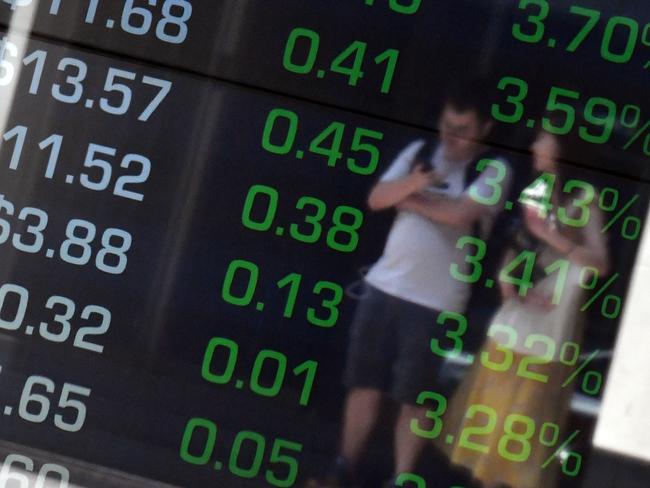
[579,267,622,319]
[642,23,650,69]
[561,348,603,396]
[541,428,583,477]
[598,187,642,241]
[621,104,650,157]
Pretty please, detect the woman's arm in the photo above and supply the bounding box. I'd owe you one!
[569,201,609,274]
[523,202,609,274]
[498,248,518,301]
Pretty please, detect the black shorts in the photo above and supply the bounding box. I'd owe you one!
[343,284,446,404]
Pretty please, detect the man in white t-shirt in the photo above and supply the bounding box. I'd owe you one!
[309,82,511,488]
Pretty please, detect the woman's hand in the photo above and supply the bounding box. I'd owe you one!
[522,291,554,311]
[499,280,553,310]
[523,204,579,256]
[523,204,555,241]
[499,280,518,301]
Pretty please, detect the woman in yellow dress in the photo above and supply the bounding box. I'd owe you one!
[439,129,609,488]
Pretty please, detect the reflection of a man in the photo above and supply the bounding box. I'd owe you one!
[309,80,512,487]
[441,128,609,488]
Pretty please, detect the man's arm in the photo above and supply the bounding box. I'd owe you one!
[398,157,512,227]
[397,193,486,228]
[367,164,437,211]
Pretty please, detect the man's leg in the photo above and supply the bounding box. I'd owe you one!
[304,387,383,487]
[390,301,446,480]
[340,387,383,469]
[339,286,394,476]
[393,403,430,475]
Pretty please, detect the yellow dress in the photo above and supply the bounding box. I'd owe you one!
[437,214,601,488]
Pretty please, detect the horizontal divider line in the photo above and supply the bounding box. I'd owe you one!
[0,21,648,186]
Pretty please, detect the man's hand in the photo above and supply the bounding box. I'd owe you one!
[406,164,439,193]
[396,191,481,230]
[367,164,440,211]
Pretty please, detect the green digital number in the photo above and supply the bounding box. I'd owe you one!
[542,87,580,135]
[410,390,447,439]
[180,417,217,465]
[179,418,303,487]
[229,431,266,478]
[391,0,421,14]
[253,194,359,251]
[557,179,595,227]
[374,49,400,94]
[450,236,487,284]
[277,273,301,318]
[347,128,383,175]
[468,158,507,206]
[242,185,279,232]
[519,172,555,217]
[265,439,303,488]
[431,311,467,359]
[491,76,528,124]
[512,0,550,43]
[290,197,326,243]
[283,27,398,94]
[222,259,259,307]
[262,109,298,155]
[307,281,343,327]
[293,360,318,406]
[330,41,366,86]
[517,334,555,383]
[544,258,570,305]
[499,250,536,297]
[326,206,364,253]
[601,16,639,64]
[497,414,535,462]
[566,6,601,52]
[365,0,422,15]
[283,28,319,74]
[261,109,382,176]
[579,97,616,144]
[309,122,345,166]
[250,350,288,397]
[480,324,517,372]
[395,473,426,487]
[458,404,498,454]
[202,337,239,385]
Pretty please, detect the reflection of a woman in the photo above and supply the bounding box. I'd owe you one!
[441,130,609,488]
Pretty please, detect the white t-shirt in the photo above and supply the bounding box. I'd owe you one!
[365,139,510,312]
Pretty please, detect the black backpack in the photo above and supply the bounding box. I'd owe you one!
[410,140,502,238]
[412,140,516,361]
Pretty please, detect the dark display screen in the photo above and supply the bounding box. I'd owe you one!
[0,1,647,487]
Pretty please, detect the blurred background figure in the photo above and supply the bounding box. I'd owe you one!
[439,127,609,488]
[306,79,512,488]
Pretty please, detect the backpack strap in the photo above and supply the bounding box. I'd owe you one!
[409,139,435,172]
[463,152,501,238]
[463,152,498,190]
[410,140,451,190]
[409,143,501,239]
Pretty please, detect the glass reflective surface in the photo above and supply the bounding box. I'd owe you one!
[0,1,646,487]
